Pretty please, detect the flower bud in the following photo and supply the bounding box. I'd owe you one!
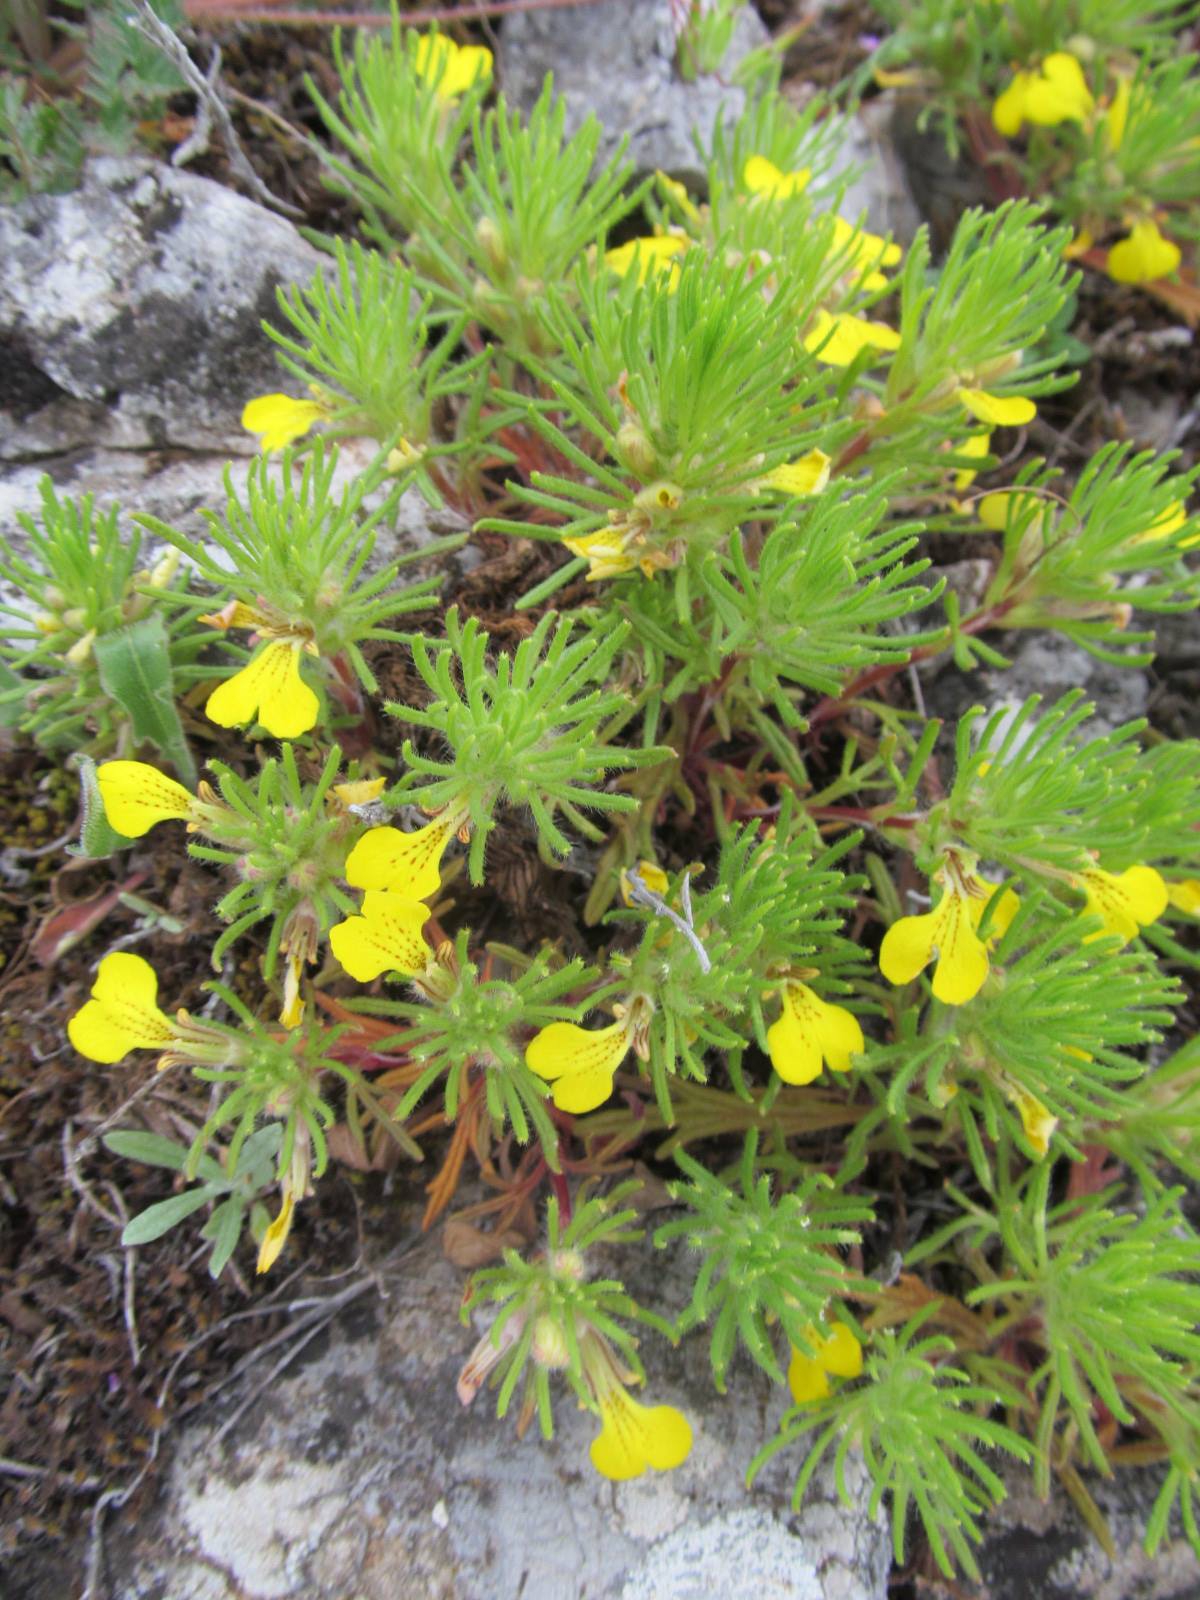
[65,628,96,667]
[632,481,683,516]
[615,421,658,478]
[531,1314,570,1369]
[475,215,508,276]
[550,1247,587,1282]
[142,551,177,591]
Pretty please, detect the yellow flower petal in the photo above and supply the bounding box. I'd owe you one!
[743,154,811,199]
[803,308,900,368]
[205,641,320,739]
[787,1347,831,1404]
[412,33,493,99]
[818,1320,863,1378]
[1106,76,1131,152]
[766,982,863,1086]
[620,860,670,906]
[1024,52,1094,126]
[977,491,1018,530]
[343,813,461,899]
[1063,228,1094,260]
[1078,865,1168,944]
[589,1390,693,1480]
[241,394,326,454]
[656,171,700,224]
[967,881,1020,942]
[763,449,832,497]
[830,215,902,281]
[68,952,176,1063]
[927,891,992,1005]
[1130,501,1187,547]
[1013,1088,1057,1157]
[256,1188,296,1275]
[329,893,431,982]
[879,879,997,1006]
[992,71,1032,137]
[952,431,992,491]
[333,777,388,808]
[96,760,194,838]
[562,529,637,581]
[604,235,688,287]
[1168,879,1200,915]
[957,388,1036,427]
[525,1020,630,1114]
[280,946,305,1030]
[1106,219,1182,286]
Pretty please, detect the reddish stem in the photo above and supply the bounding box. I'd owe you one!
[807,601,1010,731]
[548,1164,572,1225]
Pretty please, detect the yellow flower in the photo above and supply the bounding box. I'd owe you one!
[343,808,467,900]
[1106,219,1182,285]
[331,777,388,810]
[96,760,200,838]
[525,1018,632,1114]
[1075,864,1167,944]
[952,431,992,492]
[655,171,701,225]
[280,945,306,1030]
[206,639,321,740]
[992,52,1094,138]
[619,860,670,906]
[1167,879,1200,915]
[386,438,425,474]
[1063,228,1095,260]
[761,449,832,497]
[589,1388,693,1480]
[562,528,638,581]
[829,215,902,291]
[256,1185,296,1275]
[329,892,432,982]
[766,982,863,1086]
[956,387,1036,427]
[1129,501,1193,549]
[879,861,1020,1005]
[743,153,811,199]
[787,1321,863,1405]
[241,394,328,454]
[1106,76,1132,152]
[68,952,178,1064]
[412,32,493,100]
[1012,1087,1057,1157]
[604,235,688,287]
[803,308,901,367]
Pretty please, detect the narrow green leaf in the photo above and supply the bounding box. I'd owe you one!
[120,1186,213,1245]
[103,1130,190,1171]
[204,1196,246,1278]
[0,659,26,727]
[93,615,196,784]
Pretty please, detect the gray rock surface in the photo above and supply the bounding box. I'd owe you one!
[0,442,459,587]
[0,157,323,457]
[922,628,1150,736]
[109,1231,890,1600]
[498,0,770,183]
[977,1461,1200,1600]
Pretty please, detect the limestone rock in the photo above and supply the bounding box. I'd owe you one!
[0,157,323,458]
[112,1232,890,1600]
[498,0,770,184]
